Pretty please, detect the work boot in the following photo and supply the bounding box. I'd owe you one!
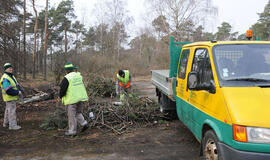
[9,125,21,130]
[81,124,89,133]
[65,131,76,136]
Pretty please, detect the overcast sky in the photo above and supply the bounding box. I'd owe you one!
[212,0,268,33]
[34,0,269,35]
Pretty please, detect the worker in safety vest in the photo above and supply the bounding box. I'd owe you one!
[116,70,132,101]
[59,62,88,136]
[0,63,22,130]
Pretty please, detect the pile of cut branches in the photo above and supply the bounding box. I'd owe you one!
[84,94,164,135]
[86,73,116,98]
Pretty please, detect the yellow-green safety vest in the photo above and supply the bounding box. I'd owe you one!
[0,73,19,102]
[117,70,130,85]
[62,72,88,105]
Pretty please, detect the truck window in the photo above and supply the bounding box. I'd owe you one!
[213,44,270,81]
[192,48,214,85]
[178,49,190,79]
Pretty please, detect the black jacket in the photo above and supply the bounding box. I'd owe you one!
[59,77,69,98]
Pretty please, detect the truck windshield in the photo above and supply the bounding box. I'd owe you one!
[212,44,270,83]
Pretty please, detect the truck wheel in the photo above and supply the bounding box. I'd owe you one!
[159,93,177,120]
[202,130,223,160]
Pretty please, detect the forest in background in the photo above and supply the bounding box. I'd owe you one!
[1,0,270,83]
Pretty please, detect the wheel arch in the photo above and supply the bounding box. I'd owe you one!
[201,119,223,142]
[200,120,223,156]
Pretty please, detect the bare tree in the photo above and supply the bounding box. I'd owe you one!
[32,0,38,79]
[130,27,156,60]
[152,15,169,40]
[23,0,26,79]
[1,18,7,63]
[64,26,67,54]
[147,0,217,40]
[44,0,49,80]
[93,0,132,57]
[106,0,133,57]
[93,0,108,55]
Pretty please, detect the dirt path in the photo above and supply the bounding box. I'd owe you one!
[0,78,201,160]
[0,121,200,160]
[133,80,157,101]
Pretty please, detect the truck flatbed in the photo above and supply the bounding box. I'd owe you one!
[151,70,175,101]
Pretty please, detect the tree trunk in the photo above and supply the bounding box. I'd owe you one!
[65,26,67,54]
[2,24,7,63]
[18,30,21,77]
[23,0,26,79]
[50,47,53,72]
[75,33,78,63]
[117,34,120,58]
[32,0,38,79]
[100,26,103,56]
[13,39,17,77]
[36,33,39,73]
[43,0,48,80]
[40,33,44,72]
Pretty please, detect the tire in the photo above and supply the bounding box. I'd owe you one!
[159,93,177,120]
[202,130,223,160]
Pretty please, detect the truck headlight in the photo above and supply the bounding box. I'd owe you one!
[247,127,270,144]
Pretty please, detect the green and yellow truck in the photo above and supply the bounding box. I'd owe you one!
[151,37,270,159]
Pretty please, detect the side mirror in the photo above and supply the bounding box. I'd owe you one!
[198,81,216,94]
[187,72,198,90]
[187,72,216,94]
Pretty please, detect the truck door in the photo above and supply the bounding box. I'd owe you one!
[187,47,216,136]
[176,48,192,123]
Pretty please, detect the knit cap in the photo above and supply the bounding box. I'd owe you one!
[64,62,74,70]
[4,63,13,70]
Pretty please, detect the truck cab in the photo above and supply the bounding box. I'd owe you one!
[152,39,270,159]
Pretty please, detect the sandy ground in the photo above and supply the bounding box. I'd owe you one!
[0,78,201,160]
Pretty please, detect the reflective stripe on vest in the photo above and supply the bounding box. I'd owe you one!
[62,72,88,105]
[0,73,19,102]
[117,70,130,86]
